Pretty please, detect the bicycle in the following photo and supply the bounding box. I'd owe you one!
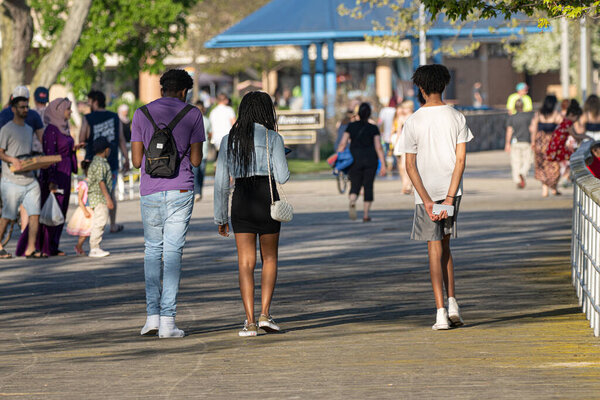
[336,169,349,194]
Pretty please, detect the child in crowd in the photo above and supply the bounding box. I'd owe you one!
[66,160,93,256]
[86,137,114,258]
[586,141,600,178]
[399,64,474,330]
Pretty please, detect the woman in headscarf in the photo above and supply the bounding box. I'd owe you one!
[16,98,82,256]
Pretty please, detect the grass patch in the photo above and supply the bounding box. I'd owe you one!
[205,159,331,176]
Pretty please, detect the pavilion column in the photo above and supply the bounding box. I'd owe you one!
[376,59,392,105]
[314,42,325,109]
[432,36,442,64]
[411,39,420,108]
[479,42,489,106]
[326,40,336,117]
[301,45,312,109]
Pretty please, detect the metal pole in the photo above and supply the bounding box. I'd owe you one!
[419,2,426,66]
[314,42,325,109]
[301,45,312,109]
[580,16,587,100]
[561,18,569,99]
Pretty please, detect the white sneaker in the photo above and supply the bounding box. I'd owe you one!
[140,314,159,336]
[258,314,281,333]
[88,248,110,258]
[432,308,450,330]
[448,297,464,327]
[238,320,258,337]
[158,316,184,338]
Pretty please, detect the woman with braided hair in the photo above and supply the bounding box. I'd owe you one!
[214,91,290,337]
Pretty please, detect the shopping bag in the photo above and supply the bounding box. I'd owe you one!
[40,193,65,226]
[334,148,354,174]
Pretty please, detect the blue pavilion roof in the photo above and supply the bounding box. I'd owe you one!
[205,0,543,48]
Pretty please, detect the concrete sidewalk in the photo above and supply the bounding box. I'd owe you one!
[1,151,599,399]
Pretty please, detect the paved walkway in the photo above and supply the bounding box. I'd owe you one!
[1,151,599,399]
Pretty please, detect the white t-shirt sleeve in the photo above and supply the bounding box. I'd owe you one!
[401,119,418,154]
[457,114,474,144]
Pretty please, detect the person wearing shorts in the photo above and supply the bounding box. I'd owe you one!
[0,96,43,258]
[400,64,474,330]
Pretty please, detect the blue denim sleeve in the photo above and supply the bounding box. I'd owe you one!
[272,134,290,184]
[213,135,230,225]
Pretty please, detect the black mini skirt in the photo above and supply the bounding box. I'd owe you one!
[231,176,280,235]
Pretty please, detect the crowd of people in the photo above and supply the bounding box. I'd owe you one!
[505,84,600,196]
[0,86,129,259]
[8,63,600,338]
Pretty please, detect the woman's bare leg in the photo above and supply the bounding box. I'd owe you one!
[363,201,372,219]
[235,233,257,323]
[258,233,279,316]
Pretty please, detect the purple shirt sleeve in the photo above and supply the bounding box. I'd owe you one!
[131,109,145,143]
[190,109,205,144]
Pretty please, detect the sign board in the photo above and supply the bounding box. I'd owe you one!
[279,130,317,145]
[277,109,324,145]
[277,109,324,130]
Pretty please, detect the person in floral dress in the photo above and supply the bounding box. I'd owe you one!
[547,100,589,164]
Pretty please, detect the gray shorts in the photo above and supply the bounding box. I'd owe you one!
[410,196,461,241]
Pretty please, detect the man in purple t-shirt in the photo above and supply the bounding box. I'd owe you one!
[131,69,204,338]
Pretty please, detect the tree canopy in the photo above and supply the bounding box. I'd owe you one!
[341,1,599,29]
[0,0,198,102]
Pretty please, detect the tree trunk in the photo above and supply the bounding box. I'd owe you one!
[30,0,93,90]
[0,0,33,105]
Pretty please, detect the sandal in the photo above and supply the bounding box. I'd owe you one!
[0,249,12,259]
[110,224,124,233]
[55,249,66,256]
[25,251,47,259]
[74,246,85,257]
[363,217,372,222]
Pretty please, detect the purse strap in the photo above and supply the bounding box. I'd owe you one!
[265,127,287,205]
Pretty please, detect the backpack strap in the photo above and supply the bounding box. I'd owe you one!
[139,106,160,132]
[167,104,194,132]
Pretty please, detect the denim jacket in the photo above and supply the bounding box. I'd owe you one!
[214,123,290,225]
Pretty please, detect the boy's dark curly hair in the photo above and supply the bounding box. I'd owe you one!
[160,69,193,93]
[412,64,451,95]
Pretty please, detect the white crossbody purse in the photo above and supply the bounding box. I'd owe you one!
[265,128,293,222]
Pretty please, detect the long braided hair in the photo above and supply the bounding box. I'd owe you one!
[227,91,277,177]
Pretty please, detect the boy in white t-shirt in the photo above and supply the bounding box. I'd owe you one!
[400,64,474,330]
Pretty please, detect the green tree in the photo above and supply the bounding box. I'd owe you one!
[183,0,275,101]
[0,0,198,103]
[341,1,599,24]
[510,19,600,91]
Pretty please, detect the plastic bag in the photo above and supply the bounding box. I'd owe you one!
[40,193,65,226]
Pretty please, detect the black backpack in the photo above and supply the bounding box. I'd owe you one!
[140,104,193,178]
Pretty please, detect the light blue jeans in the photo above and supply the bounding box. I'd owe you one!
[140,190,194,317]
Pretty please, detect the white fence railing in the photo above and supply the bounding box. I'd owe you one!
[570,141,600,337]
